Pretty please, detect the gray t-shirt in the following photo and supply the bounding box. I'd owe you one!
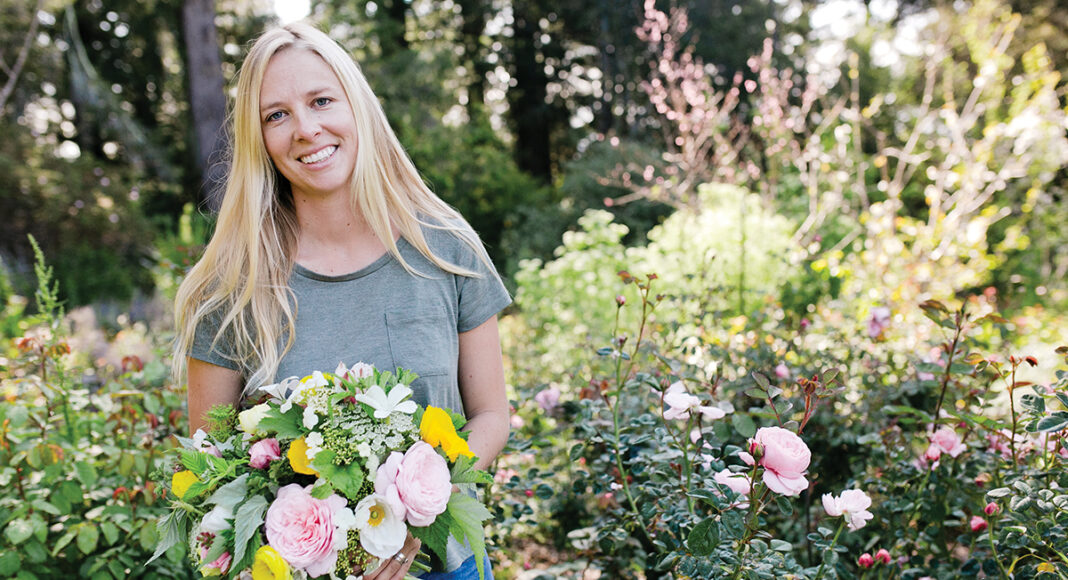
[190,224,510,572]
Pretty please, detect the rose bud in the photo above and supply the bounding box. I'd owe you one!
[858,553,874,568]
[874,549,891,564]
[970,516,988,532]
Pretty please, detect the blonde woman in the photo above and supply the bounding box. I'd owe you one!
[173,22,509,580]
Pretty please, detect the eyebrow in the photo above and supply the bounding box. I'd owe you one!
[260,86,335,113]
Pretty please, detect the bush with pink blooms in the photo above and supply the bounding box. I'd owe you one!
[490,269,1068,579]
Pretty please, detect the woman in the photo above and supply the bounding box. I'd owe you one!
[172,22,510,580]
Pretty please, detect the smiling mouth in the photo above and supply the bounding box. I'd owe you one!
[299,146,337,164]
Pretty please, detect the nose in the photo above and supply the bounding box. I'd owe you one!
[292,110,321,141]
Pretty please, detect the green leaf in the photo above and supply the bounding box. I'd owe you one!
[138,521,157,552]
[311,450,366,500]
[731,413,756,439]
[534,483,554,500]
[0,552,19,575]
[752,372,771,390]
[147,511,188,565]
[232,495,269,567]
[686,517,718,556]
[1020,394,1045,414]
[30,500,60,516]
[775,494,794,516]
[179,449,210,474]
[770,539,792,552]
[100,522,119,546]
[257,405,305,438]
[118,453,136,477]
[569,443,585,462]
[410,512,454,565]
[206,473,249,511]
[1035,414,1068,433]
[4,520,33,545]
[445,494,491,580]
[76,524,100,555]
[450,454,492,485]
[986,487,1012,499]
[74,462,98,487]
[52,528,78,556]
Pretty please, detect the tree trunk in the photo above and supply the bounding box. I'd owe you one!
[457,0,489,114]
[508,2,553,182]
[181,0,228,212]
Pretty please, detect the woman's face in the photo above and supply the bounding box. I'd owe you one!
[259,48,358,202]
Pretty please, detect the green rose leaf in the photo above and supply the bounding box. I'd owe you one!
[4,520,33,545]
[686,517,718,556]
[732,412,756,439]
[0,551,19,575]
[76,524,100,555]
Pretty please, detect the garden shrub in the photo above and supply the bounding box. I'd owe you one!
[0,245,190,579]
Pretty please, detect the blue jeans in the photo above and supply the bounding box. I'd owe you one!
[418,556,494,580]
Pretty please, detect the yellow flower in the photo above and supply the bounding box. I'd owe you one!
[420,407,475,462]
[171,470,198,499]
[287,437,319,476]
[251,545,292,580]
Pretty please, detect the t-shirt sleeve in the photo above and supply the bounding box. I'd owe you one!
[189,308,242,371]
[451,235,512,333]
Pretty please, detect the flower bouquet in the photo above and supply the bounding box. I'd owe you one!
[150,363,493,580]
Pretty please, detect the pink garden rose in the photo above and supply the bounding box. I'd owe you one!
[377,441,452,526]
[970,515,988,532]
[867,306,891,340]
[858,553,874,568]
[926,427,967,462]
[875,548,891,564]
[265,484,353,576]
[249,438,281,469]
[713,469,751,496]
[822,489,874,530]
[534,386,561,412]
[745,426,811,496]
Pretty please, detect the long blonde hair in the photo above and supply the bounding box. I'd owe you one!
[174,22,490,395]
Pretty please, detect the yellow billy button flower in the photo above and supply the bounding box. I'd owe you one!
[171,470,198,499]
[420,407,475,462]
[287,437,319,476]
[251,545,292,580]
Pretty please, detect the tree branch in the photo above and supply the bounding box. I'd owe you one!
[0,0,45,117]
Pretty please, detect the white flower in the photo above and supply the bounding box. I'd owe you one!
[336,361,375,381]
[259,376,300,405]
[353,494,407,558]
[822,489,874,531]
[305,431,324,462]
[237,404,271,436]
[199,505,233,534]
[354,384,418,419]
[302,406,320,430]
[662,382,727,421]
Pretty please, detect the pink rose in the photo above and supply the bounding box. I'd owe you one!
[535,386,561,412]
[265,484,350,576]
[858,553,874,568]
[984,502,999,516]
[874,548,891,564]
[199,547,231,575]
[774,363,790,379]
[249,438,281,469]
[822,489,874,530]
[713,469,751,495]
[970,516,988,532]
[378,441,452,526]
[750,427,810,496]
[930,427,967,458]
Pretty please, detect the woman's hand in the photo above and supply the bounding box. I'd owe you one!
[359,532,422,580]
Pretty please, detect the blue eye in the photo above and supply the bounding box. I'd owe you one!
[265,110,285,122]
[314,97,332,107]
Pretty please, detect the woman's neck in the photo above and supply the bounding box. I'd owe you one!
[293,195,392,276]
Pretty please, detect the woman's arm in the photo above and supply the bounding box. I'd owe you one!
[456,315,510,471]
[187,357,244,435]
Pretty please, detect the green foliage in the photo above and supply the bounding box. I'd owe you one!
[0,249,191,577]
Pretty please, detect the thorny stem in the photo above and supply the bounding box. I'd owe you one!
[985,518,1011,580]
[602,284,657,547]
[731,471,770,580]
[932,307,966,432]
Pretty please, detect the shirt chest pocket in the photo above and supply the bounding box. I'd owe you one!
[385,308,455,379]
